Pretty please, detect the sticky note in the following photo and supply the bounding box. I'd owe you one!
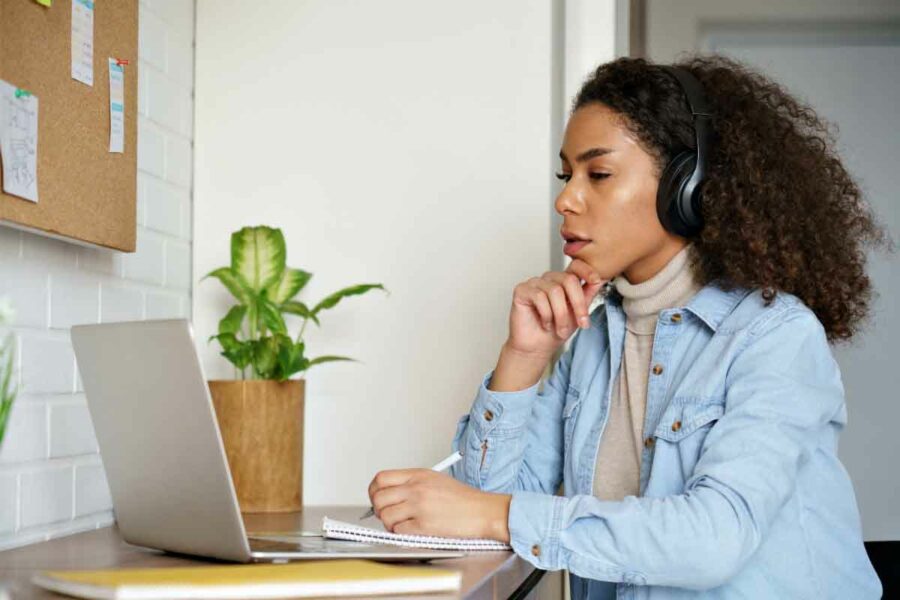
[0,80,39,203]
[71,0,94,86]
[34,0,52,6]
[108,59,125,153]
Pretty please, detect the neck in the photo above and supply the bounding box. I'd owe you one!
[623,236,688,284]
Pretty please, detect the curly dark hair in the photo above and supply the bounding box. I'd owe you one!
[571,54,892,343]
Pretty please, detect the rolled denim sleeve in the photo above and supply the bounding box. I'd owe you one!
[504,307,844,590]
[449,337,576,495]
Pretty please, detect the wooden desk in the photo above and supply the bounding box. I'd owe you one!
[0,506,546,599]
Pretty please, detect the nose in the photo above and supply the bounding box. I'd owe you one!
[554,178,584,216]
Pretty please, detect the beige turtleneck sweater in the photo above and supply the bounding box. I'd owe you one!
[591,245,702,500]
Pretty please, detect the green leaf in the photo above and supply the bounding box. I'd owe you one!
[307,355,358,367]
[210,333,252,370]
[270,268,312,305]
[252,337,280,379]
[0,334,16,447]
[203,267,252,303]
[281,301,320,326]
[218,305,247,336]
[276,339,306,381]
[257,296,287,335]
[311,284,388,316]
[231,226,286,293]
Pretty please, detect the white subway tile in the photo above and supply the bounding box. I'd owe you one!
[138,7,167,72]
[19,466,74,529]
[145,291,183,319]
[181,195,193,241]
[137,117,166,178]
[136,173,148,226]
[0,261,48,328]
[0,473,17,533]
[77,245,124,277]
[165,240,191,290]
[122,229,165,285]
[164,135,193,189]
[100,284,143,323]
[0,226,21,257]
[74,464,113,517]
[0,402,47,464]
[49,401,98,458]
[22,234,77,269]
[21,335,75,395]
[49,274,99,329]
[144,175,183,237]
[137,65,150,118]
[146,0,194,44]
[147,67,184,134]
[166,35,194,90]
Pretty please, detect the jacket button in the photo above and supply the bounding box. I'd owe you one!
[531,544,541,557]
[671,420,682,432]
[483,410,494,421]
[670,313,682,323]
[643,436,654,448]
[652,364,664,375]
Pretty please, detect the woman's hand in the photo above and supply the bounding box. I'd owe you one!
[367,469,512,542]
[506,257,607,358]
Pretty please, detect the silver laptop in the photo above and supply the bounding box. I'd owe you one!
[71,319,463,562]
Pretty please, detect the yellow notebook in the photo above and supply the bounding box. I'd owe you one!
[32,559,461,599]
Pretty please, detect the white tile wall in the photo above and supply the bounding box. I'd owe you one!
[0,0,194,551]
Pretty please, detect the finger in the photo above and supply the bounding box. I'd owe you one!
[368,469,418,498]
[543,272,590,328]
[372,485,409,518]
[522,280,554,331]
[392,518,423,536]
[564,261,607,309]
[380,501,416,532]
[534,278,574,336]
[565,258,604,285]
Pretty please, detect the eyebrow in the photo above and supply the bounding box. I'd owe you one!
[558,147,616,163]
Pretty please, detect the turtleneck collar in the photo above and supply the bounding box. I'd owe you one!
[612,244,702,334]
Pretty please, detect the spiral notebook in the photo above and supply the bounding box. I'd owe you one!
[322,517,511,551]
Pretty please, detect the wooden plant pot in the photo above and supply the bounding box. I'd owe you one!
[208,379,304,513]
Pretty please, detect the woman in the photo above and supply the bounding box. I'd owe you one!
[367,54,887,597]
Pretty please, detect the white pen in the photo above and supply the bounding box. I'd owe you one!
[360,451,464,520]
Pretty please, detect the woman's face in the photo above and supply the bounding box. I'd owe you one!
[555,102,686,284]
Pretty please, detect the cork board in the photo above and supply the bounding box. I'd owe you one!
[0,0,138,252]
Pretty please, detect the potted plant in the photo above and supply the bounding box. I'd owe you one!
[0,299,16,451]
[204,225,387,512]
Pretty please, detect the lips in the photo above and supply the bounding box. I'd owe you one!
[560,229,591,243]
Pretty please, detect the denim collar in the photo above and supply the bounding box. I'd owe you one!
[601,282,751,333]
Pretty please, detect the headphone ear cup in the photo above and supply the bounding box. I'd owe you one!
[656,151,697,237]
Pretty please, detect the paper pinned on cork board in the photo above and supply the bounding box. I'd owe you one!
[0,79,39,203]
[71,0,94,86]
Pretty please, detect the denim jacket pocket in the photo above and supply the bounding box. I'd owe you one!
[650,397,725,487]
[653,396,724,443]
[562,386,582,458]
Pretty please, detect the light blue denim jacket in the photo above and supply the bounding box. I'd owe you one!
[450,284,881,599]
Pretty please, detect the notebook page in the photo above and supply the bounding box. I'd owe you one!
[322,517,511,551]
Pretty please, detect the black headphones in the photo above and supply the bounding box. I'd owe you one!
[655,65,714,238]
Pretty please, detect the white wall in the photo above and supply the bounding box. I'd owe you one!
[0,0,195,550]
[194,0,573,506]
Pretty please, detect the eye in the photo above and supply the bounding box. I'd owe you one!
[554,172,610,182]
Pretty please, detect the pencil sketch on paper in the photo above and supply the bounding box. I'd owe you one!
[0,80,39,203]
